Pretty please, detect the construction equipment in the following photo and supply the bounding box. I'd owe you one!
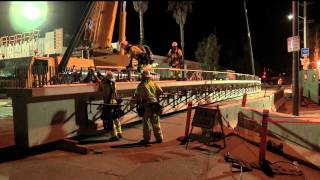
[0,1,133,87]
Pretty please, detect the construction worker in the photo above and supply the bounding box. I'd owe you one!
[167,42,183,80]
[120,40,153,74]
[134,70,164,144]
[91,69,122,141]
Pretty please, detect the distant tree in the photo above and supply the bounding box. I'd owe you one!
[195,33,221,71]
[133,1,148,44]
[168,1,193,56]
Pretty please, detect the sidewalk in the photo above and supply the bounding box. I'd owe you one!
[1,109,320,180]
[0,89,320,179]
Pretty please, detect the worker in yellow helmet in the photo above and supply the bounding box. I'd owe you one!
[91,69,123,141]
[167,41,183,80]
[134,70,164,144]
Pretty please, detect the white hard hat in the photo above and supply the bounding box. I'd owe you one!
[105,71,115,81]
[172,41,178,47]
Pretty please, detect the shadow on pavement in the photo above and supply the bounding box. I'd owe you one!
[0,143,59,163]
[110,142,152,148]
[192,144,224,154]
[78,137,114,145]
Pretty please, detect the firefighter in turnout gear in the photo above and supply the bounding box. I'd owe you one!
[167,41,183,80]
[134,70,164,144]
[120,40,153,74]
[91,70,122,141]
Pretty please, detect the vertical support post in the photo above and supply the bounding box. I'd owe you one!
[12,97,29,149]
[242,92,247,107]
[303,1,307,48]
[173,93,176,108]
[259,109,269,164]
[292,1,300,116]
[184,101,193,138]
[178,100,193,144]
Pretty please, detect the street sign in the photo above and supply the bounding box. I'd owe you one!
[301,48,309,57]
[287,36,300,52]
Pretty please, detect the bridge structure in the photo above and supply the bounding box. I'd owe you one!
[0,65,261,149]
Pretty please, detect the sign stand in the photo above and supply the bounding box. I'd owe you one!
[185,105,226,150]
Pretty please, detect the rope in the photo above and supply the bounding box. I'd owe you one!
[266,117,320,124]
[239,115,320,124]
[269,115,320,119]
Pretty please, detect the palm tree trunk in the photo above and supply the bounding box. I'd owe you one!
[180,24,184,64]
[139,10,144,44]
[180,23,185,79]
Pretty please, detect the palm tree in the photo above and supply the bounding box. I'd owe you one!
[168,1,193,56]
[133,1,148,44]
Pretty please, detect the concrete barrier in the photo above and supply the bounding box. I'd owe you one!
[237,107,320,167]
[205,89,285,128]
[238,107,320,152]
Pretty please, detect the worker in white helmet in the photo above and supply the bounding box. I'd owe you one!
[91,70,123,141]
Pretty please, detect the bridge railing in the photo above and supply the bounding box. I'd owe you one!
[95,66,260,82]
[0,65,260,88]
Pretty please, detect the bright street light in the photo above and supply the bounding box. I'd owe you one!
[287,13,305,21]
[22,3,41,20]
[9,1,48,32]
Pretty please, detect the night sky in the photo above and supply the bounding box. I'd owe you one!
[1,1,320,76]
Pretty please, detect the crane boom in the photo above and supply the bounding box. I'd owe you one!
[58,1,95,73]
[93,1,118,49]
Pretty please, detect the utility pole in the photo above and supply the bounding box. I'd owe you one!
[292,1,299,116]
[303,1,307,48]
[244,1,255,75]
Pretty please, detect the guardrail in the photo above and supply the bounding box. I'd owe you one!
[95,66,259,81]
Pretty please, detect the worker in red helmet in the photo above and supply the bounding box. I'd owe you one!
[167,41,183,80]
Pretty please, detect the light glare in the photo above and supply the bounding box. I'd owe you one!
[9,1,48,32]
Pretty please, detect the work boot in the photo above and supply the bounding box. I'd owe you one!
[110,136,120,141]
[155,139,163,144]
[139,140,150,144]
[117,133,123,139]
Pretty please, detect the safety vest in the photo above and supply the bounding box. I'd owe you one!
[135,80,163,103]
[168,48,183,67]
[100,79,117,104]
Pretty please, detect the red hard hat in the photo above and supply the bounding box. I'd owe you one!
[172,42,178,47]
[120,40,128,46]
